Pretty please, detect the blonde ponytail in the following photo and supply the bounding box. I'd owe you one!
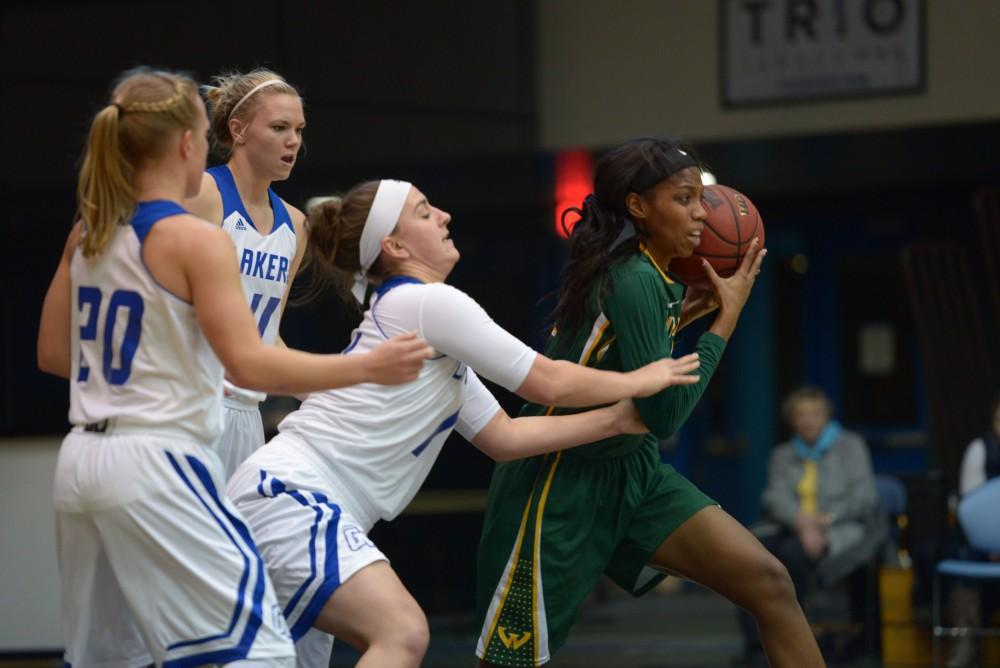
[75,68,200,257]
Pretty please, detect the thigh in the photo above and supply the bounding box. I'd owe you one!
[56,511,152,668]
[97,449,294,666]
[313,561,425,649]
[649,505,780,606]
[606,462,716,596]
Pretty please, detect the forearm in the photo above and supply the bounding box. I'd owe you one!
[227,345,371,395]
[707,307,740,342]
[637,332,725,437]
[473,406,621,462]
[523,358,642,407]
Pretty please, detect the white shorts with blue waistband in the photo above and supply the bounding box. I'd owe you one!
[227,437,387,667]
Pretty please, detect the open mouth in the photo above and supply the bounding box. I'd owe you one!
[280,155,295,166]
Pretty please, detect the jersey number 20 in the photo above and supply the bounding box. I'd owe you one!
[78,286,144,385]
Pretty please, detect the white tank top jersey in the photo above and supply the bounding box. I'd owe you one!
[69,200,224,445]
[277,277,538,530]
[207,164,297,403]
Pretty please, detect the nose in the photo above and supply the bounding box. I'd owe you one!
[693,199,708,221]
[439,208,452,226]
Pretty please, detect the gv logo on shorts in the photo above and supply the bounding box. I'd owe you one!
[497,626,531,650]
[343,524,374,552]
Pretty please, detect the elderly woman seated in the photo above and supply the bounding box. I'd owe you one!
[737,386,886,664]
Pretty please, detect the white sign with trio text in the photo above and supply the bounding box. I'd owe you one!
[721,0,924,105]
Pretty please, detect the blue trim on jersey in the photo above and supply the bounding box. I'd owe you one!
[162,452,264,667]
[374,275,424,297]
[342,331,362,354]
[371,275,425,339]
[207,165,294,234]
[412,409,460,457]
[130,200,194,305]
[131,200,187,243]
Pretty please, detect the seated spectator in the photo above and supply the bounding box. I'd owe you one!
[737,386,884,663]
[945,395,1000,668]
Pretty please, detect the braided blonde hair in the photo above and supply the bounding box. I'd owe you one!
[76,67,201,257]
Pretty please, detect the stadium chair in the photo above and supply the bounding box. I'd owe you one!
[933,477,1000,666]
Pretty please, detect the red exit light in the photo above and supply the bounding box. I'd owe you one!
[554,149,594,238]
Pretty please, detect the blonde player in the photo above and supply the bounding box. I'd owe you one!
[37,69,431,668]
[226,179,702,667]
[184,69,306,477]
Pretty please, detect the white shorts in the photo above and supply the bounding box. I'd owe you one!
[216,398,266,479]
[227,438,387,666]
[55,430,295,668]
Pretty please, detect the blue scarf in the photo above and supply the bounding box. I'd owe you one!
[793,421,842,461]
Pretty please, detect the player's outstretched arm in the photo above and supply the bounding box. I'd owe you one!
[472,399,648,462]
[182,222,432,393]
[37,223,83,379]
[515,352,700,408]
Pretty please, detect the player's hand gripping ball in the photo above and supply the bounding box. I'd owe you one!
[669,184,764,288]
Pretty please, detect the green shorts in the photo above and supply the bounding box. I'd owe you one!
[474,443,715,666]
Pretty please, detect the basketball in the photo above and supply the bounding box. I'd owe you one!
[669,184,764,287]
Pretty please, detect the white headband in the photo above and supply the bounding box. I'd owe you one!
[351,179,413,303]
[228,79,285,120]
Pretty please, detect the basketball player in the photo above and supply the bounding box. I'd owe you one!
[184,69,306,477]
[474,138,825,667]
[225,178,703,667]
[36,68,431,668]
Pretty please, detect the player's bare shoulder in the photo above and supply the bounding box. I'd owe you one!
[284,200,307,236]
[183,172,224,224]
[146,211,233,261]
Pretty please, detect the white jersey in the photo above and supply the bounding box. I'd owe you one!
[276,277,537,530]
[208,164,297,403]
[68,200,224,445]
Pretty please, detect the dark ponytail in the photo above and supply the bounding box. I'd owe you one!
[551,137,700,336]
[295,180,380,307]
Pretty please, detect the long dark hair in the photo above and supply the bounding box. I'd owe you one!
[551,137,700,336]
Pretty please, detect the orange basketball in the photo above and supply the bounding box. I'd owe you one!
[669,184,764,287]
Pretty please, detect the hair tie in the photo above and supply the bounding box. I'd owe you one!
[113,102,125,116]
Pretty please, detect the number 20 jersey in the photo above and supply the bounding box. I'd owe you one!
[69,201,224,445]
[208,165,296,403]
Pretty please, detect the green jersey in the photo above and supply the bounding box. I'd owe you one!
[524,247,726,458]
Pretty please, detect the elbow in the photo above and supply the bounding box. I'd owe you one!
[516,379,559,407]
[37,344,68,379]
[489,446,517,463]
[225,365,261,392]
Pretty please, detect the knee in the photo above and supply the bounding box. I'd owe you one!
[745,552,798,614]
[389,611,430,662]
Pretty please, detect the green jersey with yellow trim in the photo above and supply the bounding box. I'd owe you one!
[524,249,726,459]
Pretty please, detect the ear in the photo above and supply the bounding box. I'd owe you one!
[179,128,195,160]
[380,235,410,262]
[229,117,247,145]
[624,192,647,221]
